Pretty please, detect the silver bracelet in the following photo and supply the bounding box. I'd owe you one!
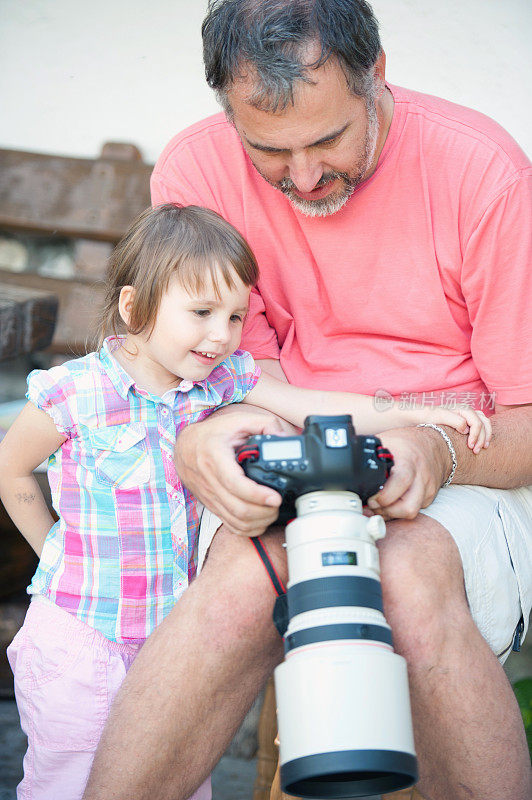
[416,423,457,487]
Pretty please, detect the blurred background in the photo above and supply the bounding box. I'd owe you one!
[1,0,531,161]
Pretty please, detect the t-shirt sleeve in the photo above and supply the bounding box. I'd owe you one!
[151,170,209,209]
[151,134,224,212]
[240,287,281,361]
[212,350,261,405]
[26,368,76,437]
[461,172,532,405]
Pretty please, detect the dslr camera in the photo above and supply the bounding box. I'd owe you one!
[237,416,418,798]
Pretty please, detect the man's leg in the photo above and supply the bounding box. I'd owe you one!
[83,525,287,800]
[83,514,530,800]
[379,515,530,800]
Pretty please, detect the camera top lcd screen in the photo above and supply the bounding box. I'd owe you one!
[262,439,302,462]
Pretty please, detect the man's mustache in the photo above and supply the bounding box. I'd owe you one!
[278,171,350,193]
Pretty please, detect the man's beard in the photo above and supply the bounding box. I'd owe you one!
[264,100,379,217]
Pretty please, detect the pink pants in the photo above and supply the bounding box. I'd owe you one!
[7,596,212,800]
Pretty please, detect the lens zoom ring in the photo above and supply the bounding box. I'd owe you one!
[285,623,393,652]
[287,576,383,617]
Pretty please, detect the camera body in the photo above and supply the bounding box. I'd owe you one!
[237,415,393,519]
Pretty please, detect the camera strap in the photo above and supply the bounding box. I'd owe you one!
[251,536,289,637]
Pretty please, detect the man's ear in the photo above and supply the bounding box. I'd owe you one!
[118,286,135,328]
[374,50,386,98]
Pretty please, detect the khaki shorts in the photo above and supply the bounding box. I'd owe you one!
[420,484,531,662]
[197,485,532,663]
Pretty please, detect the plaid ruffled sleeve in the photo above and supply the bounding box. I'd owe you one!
[208,350,261,406]
[26,367,77,438]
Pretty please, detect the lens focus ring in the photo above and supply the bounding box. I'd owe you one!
[287,575,383,617]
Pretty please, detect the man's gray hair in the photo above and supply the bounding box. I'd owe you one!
[202,0,381,114]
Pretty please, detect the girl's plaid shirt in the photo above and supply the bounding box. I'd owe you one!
[26,337,260,642]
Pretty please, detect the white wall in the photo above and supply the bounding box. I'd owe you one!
[1,0,530,165]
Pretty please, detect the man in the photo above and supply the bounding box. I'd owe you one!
[83,2,532,799]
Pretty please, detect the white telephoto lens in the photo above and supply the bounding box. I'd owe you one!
[275,491,418,798]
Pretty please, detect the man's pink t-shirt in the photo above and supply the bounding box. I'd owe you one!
[151,85,532,409]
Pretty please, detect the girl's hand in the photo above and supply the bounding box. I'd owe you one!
[423,404,492,453]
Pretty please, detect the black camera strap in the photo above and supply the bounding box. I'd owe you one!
[251,536,286,596]
[251,536,289,636]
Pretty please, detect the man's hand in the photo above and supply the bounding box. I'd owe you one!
[175,408,289,536]
[368,403,532,519]
[367,426,450,520]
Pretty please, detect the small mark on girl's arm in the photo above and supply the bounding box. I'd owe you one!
[15,492,35,504]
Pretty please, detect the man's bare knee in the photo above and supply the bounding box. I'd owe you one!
[377,515,470,662]
[197,525,286,655]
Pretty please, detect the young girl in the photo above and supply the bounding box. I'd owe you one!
[0,203,490,800]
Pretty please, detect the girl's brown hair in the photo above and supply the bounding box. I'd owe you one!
[97,203,259,348]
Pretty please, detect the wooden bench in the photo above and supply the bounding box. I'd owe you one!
[0,283,58,362]
[0,142,152,355]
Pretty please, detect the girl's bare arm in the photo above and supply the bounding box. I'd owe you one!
[244,371,491,451]
[0,402,66,556]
